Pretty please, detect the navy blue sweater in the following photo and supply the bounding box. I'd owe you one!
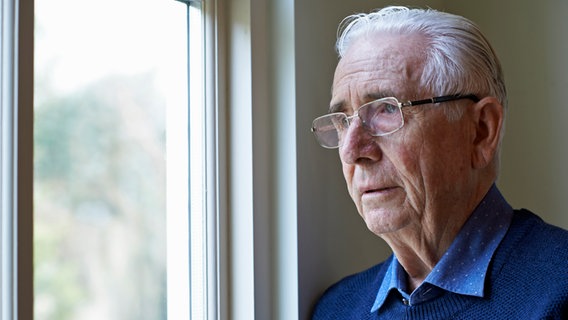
[312,210,568,319]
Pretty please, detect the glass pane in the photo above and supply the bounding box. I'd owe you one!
[34,1,189,319]
[188,4,206,320]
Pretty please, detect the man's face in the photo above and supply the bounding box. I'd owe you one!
[332,33,476,236]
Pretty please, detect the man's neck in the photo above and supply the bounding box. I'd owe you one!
[379,183,493,292]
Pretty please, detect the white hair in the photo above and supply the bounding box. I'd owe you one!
[336,6,507,120]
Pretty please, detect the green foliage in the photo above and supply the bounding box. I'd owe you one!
[34,72,168,319]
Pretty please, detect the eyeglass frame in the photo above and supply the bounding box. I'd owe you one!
[311,94,480,149]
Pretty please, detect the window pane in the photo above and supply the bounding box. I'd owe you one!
[189,5,205,319]
[34,1,189,319]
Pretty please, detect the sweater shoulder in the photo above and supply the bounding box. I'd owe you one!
[491,209,568,293]
[465,210,568,319]
[507,209,568,261]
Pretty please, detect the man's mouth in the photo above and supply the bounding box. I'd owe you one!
[363,186,396,195]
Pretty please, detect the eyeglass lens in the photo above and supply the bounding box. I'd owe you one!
[312,98,403,148]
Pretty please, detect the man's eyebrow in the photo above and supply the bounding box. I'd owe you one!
[328,92,394,113]
[328,101,345,113]
[366,92,393,100]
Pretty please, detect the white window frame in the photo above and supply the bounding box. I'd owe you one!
[202,0,223,318]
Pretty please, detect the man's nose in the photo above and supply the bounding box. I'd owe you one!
[339,118,381,164]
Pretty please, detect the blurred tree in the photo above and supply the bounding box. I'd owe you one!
[35,72,167,320]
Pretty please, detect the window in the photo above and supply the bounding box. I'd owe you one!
[4,0,304,319]
[33,0,204,319]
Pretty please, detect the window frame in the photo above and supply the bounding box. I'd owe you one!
[202,0,224,318]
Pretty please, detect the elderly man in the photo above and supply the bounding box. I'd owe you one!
[311,6,568,319]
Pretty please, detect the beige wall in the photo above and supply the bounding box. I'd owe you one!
[296,1,568,318]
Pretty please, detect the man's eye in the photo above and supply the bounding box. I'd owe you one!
[382,103,398,114]
[331,115,349,130]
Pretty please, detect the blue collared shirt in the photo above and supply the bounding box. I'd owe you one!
[371,185,513,312]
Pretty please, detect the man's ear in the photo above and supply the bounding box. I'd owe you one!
[471,97,504,169]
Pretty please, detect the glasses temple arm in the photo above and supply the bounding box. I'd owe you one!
[407,94,480,107]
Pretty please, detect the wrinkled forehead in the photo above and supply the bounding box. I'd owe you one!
[331,33,427,108]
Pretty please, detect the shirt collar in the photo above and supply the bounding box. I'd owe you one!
[371,185,513,312]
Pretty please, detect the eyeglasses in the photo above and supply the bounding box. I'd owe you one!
[311,94,479,149]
